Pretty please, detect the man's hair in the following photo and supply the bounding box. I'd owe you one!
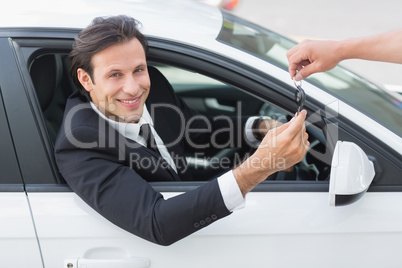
[69,15,148,101]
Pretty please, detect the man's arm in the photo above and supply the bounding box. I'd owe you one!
[287,29,402,81]
[55,110,308,245]
[55,125,231,246]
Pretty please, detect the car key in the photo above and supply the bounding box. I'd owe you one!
[294,78,306,116]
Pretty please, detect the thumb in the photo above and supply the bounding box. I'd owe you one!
[296,63,318,80]
[264,121,290,138]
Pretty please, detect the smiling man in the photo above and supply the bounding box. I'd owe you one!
[77,38,149,123]
[55,15,309,245]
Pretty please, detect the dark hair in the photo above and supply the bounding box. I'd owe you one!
[69,15,148,101]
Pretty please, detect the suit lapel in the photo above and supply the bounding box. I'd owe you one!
[124,134,181,181]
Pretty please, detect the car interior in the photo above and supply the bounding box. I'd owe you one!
[29,51,332,183]
[29,53,76,143]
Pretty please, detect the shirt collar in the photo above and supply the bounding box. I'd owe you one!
[89,102,154,141]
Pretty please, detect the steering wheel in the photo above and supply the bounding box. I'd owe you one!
[258,103,325,181]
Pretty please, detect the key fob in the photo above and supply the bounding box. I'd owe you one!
[294,81,306,116]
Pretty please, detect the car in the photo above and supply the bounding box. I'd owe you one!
[0,0,401,267]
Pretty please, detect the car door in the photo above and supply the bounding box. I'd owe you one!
[11,33,402,268]
[0,37,43,267]
[146,45,402,267]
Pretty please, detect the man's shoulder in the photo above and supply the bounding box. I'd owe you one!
[64,91,98,126]
[55,91,103,144]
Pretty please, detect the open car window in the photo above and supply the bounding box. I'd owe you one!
[150,63,331,182]
[24,41,400,188]
[27,51,331,183]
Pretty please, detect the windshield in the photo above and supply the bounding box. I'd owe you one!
[217,12,402,137]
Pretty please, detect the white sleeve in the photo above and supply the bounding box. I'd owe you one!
[217,115,272,211]
[217,170,245,212]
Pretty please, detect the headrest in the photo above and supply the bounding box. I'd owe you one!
[30,54,63,111]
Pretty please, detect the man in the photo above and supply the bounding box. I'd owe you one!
[55,15,309,246]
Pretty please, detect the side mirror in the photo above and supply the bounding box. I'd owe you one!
[329,141,375,206]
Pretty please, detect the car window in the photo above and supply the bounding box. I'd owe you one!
[151,63,331,182]
[217,11,402,137]
[23,46,399,188]
[0,88,23,184]
[26,49,330,185]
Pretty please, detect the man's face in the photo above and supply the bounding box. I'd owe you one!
[78,38,150,123]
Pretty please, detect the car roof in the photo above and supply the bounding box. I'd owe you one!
[0,0,222,45]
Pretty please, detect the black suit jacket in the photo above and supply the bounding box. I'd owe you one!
[55,67,246,245]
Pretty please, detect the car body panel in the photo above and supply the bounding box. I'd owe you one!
[1,0,223,44]
[0,192,43,267]
[27,190,402,267]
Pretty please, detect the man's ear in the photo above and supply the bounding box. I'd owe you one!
[77,68,93,92]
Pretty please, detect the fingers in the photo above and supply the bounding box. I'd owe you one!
[264,110,307,139]
[260,110,308,154]
[288,62,299,80]
[284,110,307,137]
[287,53,306,79]
[294,63,317,81]
[287,40,326,81]
[286,110,309,156]
[288,56,313,81]
[288,39,345,81]
[286,41,312,79]
[254,110,309,174]
[288,111,309,166]
[302,127,310,150]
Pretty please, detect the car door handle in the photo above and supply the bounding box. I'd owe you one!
[204,98,236,112]
[64,257,150,268]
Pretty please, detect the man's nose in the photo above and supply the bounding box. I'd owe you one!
[122,75,141,95]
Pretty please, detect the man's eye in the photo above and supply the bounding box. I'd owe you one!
[110,73,121,77]
[135,68,144,73]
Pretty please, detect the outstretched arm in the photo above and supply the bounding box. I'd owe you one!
[287,29,402,81]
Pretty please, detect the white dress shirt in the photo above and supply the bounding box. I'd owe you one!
[90,102,249,211]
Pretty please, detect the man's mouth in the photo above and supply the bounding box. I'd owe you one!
[117,96,141,105]
[119,98,139,104]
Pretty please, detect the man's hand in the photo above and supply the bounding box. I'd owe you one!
[287,29,402,81]
[257,118,294,172]
[233,110,309,196]
[286,40,343,81]
[258,118,283,137]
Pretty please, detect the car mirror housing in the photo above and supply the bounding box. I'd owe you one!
[329,141,375,206]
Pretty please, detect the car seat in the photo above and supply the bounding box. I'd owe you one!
[29,53,74,143]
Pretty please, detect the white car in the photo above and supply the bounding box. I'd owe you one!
[0,0,401,267]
